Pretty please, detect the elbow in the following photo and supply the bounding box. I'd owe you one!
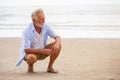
[55,36,62,45]
[56,36,61,41]
[57,35,61,39]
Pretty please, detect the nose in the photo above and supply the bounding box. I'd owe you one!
[40,18,45,24]
[42,19,45,23]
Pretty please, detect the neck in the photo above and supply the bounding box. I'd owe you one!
[34,26,42,34]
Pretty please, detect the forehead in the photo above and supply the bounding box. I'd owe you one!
[36,12,45,18]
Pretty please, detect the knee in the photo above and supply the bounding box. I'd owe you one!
[55,45,62,55]
[26,54,37,64]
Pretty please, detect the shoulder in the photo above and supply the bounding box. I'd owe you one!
[43,23,53,30]
[43,23,49,29]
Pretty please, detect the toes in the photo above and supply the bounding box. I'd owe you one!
[47,70,58,74]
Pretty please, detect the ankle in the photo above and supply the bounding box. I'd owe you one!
[28,64,34,73]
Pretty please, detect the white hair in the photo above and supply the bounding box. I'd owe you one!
[31,8,44,21]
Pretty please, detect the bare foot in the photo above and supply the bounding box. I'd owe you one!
[47,69,58,74]
[28,70,35,73]
[28,69,34,73]
[28,66,35,73]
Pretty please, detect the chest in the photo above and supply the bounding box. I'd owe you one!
[31,32,44,49]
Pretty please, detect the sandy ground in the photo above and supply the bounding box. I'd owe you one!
[0,38,120,80]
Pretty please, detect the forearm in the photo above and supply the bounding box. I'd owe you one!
[54,36,61,45]
[25,48,47,54]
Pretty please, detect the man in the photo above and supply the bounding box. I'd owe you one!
[16,8,61,73]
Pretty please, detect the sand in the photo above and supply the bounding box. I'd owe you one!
[0,38,120,80]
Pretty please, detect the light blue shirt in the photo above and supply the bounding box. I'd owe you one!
[16,22,57,66]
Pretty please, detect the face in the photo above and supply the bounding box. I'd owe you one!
[34,12,45,28]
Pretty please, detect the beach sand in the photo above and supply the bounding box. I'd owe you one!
[0,38,120,80]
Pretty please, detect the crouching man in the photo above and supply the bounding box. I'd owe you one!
[16,8,61,73]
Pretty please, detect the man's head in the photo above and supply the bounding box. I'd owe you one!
[31,9,45,28]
